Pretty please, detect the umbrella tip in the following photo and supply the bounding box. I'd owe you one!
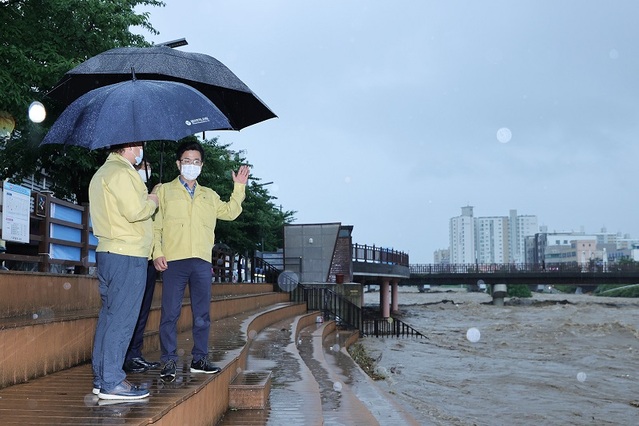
[131,67,136,81]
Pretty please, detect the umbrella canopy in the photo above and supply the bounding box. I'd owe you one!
[40,79,232,150]
[47,46,277,130]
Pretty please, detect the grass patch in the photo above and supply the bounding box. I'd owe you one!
[348,343,385,380]
[507,284,532,298]
[595,284,639,297]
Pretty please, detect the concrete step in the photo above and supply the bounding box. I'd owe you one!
[320,327,421,425]
[297,321,382,425]
[0,296,306,425]
[218,311,324,425]
[0,281,285,389]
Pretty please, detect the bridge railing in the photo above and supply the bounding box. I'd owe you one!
[410,262,639,274]
[352,243,409,266]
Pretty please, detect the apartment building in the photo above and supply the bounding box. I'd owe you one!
[449,206,475,264]
[446,206,538,265]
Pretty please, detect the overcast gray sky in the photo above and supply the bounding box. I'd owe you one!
[136,1,639,262]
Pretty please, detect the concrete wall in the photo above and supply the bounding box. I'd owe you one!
[284,223,340,283]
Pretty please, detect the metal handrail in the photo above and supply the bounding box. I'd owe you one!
[410,262,639,274]
[361,318,426,338]
[352,243,409,266]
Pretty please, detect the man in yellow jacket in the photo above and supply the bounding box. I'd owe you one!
[153,140,249,382]
[89,142,159,400]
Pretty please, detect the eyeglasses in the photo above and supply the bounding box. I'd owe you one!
[180,158,202,166]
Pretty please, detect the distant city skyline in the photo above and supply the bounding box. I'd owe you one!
[439,205,638,265]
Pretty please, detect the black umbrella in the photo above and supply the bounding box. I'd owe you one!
[40,79,232,150]
[47,46,276,130]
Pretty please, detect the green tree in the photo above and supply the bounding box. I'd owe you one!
[1,1,294,256]
[0,0,164,202]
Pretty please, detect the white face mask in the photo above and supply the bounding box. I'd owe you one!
[181,164,201,181]
[138,168,151,183]
[134,147,144,166]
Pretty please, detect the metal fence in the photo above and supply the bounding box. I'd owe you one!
[352,243,409,266]
[410,262,639,274]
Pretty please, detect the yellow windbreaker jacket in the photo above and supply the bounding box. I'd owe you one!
[88,153,157,258]
[152,177,245,263]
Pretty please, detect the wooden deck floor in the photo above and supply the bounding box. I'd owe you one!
[0,302,295,425]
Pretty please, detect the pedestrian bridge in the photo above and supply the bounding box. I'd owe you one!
[404,263,639,290]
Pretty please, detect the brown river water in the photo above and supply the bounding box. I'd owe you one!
[360,287,639,425]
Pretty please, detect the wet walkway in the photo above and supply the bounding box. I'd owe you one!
[219,315,420,426]
[0,294,421,425]
[0,300,294,425]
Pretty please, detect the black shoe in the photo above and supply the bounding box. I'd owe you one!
[133,357,161,370]
[160,360,177,382]
[123,358,148,374]
[190,358,221,374]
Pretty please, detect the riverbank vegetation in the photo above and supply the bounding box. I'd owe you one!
[348,343,385,381]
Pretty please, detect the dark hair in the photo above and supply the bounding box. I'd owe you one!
[110,141,143,153]
[176,140,204,162]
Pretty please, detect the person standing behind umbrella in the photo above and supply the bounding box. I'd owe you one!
[89,142,160,400]
[122,160,162,374]
[153,140,249,382]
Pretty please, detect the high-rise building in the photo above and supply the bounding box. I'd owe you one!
[433,248,450,264]
[475,216,509,263]
[449,206,475,264]
[509,210,538,263]
[446,207,538,265]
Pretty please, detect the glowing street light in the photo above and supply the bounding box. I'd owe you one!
[28,101,46,123]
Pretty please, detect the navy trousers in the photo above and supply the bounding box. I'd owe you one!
[159,258,213,363]
[125,261,157,361]
[92,252,146,392]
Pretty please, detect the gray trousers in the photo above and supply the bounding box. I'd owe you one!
[92,252,146,392]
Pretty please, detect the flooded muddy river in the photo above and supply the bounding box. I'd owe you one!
[360,288,639,425]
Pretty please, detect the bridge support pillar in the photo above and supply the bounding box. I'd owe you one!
[492,283,507,306]
[391,279,399,314]
[380,279,390,318]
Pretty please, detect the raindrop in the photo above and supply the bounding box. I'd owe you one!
[248,330,257,339]
[496,127,512,143]
[609,49,619,60]
[194,317,205,327]
[375,366,387,377]
[331,344,340,352]
[277,271,299,292]
[63,282,71,290]
[83,394,98,406]
[577,372,587,382]
[37,307,55,322]
[298,339,302,345]
[236,367,243,374]
[177,349,185,356]
[344,176,352,184]
[387,317,394,325]
[333,382,342,392]
[32,313,39,320]
[466,327,481,343]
